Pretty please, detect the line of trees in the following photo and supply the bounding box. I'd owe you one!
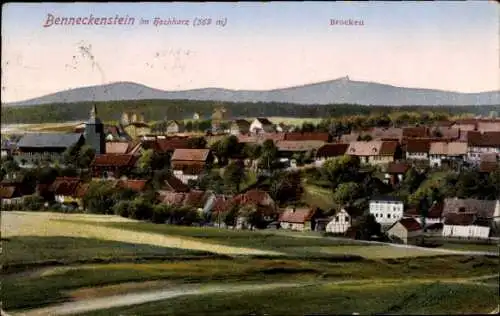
[3,98,497,124]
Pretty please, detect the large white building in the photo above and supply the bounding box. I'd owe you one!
[369,196,405,226]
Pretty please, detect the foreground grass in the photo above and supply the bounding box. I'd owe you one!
[1,236,218,271]
[81,281,499,316]
[3,255,498,311]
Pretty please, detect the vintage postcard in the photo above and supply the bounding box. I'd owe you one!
[1,2,499,315]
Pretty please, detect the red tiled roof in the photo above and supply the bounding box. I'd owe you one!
[467,131,500,147]
[367,127,403,140]
[275,140,325,152]
[183,190,207,208]
[284,132,330,142]
[379,141,399,155]
[51,177,81,196]
[241,189,273,205]
[171,149,210,161]
[164,174,190,192]
[398,218,422,232]
[117,179,148,192]
[386,162,410,174]
[405,139,431,153]
[0,185,18,199]
[316,143,349,158]
[279,208,316,223]
[444,212,476,226]
[403,126,429,138]
[92,154,139,167]
[105,142,133,154]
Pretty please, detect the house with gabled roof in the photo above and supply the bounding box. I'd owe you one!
[51,177,82,204]
[466,131,500,165]
[166,121,185,134]
[386,218,423,244]
[441,198,500,239]
[384,162,411,186]
[325,208,355,234]
[346,141,401,165]
[405,139,431,161]
[479,153,499,173]
[91,154,140,178]
[171,149,213,184]
[230,119,251,136]
[279,207,317,231]
[249,118,275,134]
[314,143,349,166]
[16,133,85,168]
[428,141,468,168]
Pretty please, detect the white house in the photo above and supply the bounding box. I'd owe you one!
[325,209,352,234]
[442,213,491,239]
[369,196,405,227]
[249,118,275,134]
[405,139,431,161]
[166,121,185,134]
[386,218,423,244]
[428,142,467,168]
[440,198,500,239]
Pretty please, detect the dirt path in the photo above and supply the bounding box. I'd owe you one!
[2,212,281,256]
[9,275,499,316]
[11,282,317,316]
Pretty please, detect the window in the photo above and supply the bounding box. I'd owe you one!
[345,216,349,222]
[387,214,391,218]
[335,216,339,222]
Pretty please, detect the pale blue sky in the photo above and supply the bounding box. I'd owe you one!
[2,2,499,102]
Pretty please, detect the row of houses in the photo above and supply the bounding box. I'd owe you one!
[277,196,500,243]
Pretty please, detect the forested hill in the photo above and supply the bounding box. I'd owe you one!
[4,79,500,106]
[2,99,499,124]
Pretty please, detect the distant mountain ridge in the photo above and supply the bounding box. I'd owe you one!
[3,77,500,107]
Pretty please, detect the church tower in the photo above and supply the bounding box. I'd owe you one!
[84,104,106,154]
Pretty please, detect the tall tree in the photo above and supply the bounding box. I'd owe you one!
[223,161,247,194]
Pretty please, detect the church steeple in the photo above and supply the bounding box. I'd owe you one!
[84,104,105,154]
[90,104,97,120]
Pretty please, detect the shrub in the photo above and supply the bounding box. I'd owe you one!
[112,200,134,218]
[151,204,172,224]
[22,195,44,211]
[129,198,154,220]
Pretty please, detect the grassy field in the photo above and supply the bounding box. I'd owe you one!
[438,242,499,253]
[1,236,218,268]
[302,183,336,211]
[81,281,499,316]
[3,211,499,314]
[3,255,499,311]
